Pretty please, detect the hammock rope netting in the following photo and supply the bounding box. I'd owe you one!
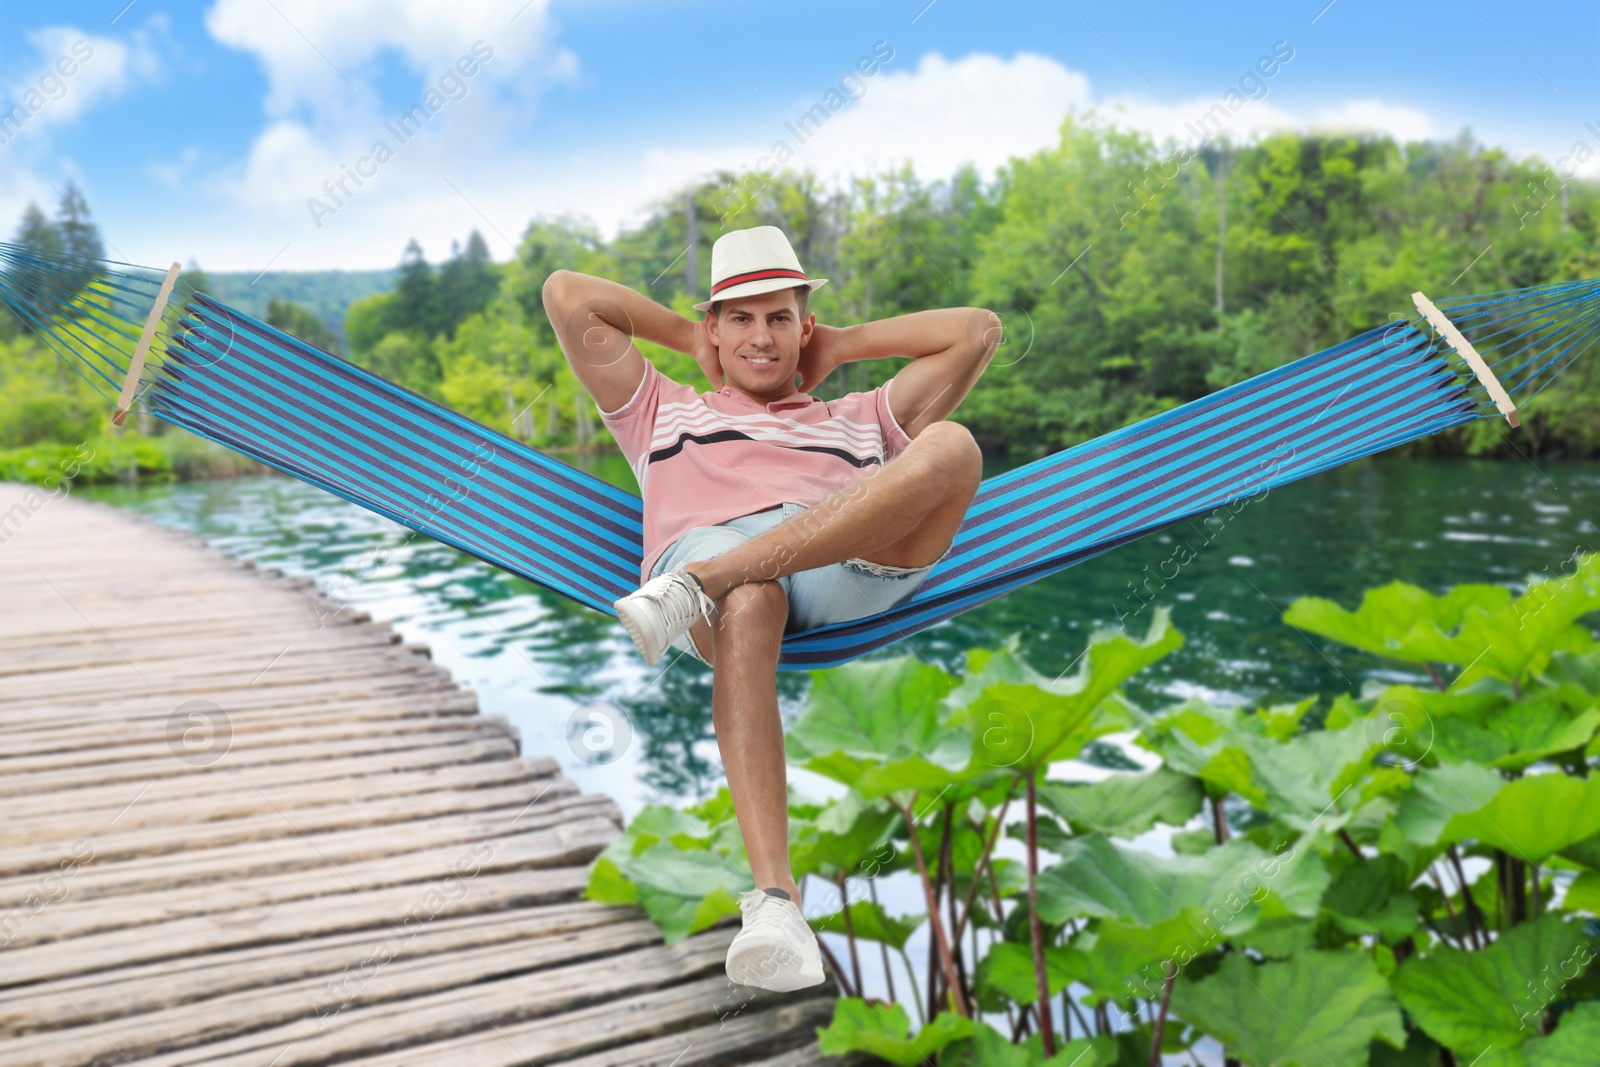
[1,240,1591,669]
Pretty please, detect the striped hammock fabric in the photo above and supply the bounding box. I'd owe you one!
[153,297,1481,670]
[0,239,1588,670]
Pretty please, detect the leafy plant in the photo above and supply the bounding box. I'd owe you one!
[585,554,1600,1064]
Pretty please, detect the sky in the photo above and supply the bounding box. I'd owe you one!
[0,0,1595,273]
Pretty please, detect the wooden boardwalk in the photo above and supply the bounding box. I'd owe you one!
[0,484,859,1067]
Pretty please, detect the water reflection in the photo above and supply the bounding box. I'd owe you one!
[84,452,1599,818]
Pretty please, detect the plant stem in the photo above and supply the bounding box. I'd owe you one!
[838,873,864,996]
[895,946,927,1028]
[868,877,898,1006]
[815,936,858,999]
[953,798,1012,945]
[1448,845,1485,949]
[1212,794,1229,844]
[1065,986,1095,1036]
[1338,828,1363,858]
[901,799,970,1017]
[1425,662,1447,690]
[1426,864,1467,949]
[1148,962,1177,1067]
[942,803,970,999]
[1026,770,1057,1056]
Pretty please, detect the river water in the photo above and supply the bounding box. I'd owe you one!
[86,452,1599,815]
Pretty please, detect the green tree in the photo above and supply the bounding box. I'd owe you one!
[434,230,498,338]
[265,297,340,355]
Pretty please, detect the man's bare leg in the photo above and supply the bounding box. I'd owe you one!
[696,580,802,904]
[683,420,983,603]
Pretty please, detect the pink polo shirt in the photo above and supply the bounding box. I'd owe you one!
[598,360,916,583]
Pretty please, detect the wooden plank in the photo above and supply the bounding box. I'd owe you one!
[301,970,828,1067]
[5,815,620,948]
[111,261,181,427]
[0,681,467,729]
[100,934,737,1067]
[1412,290,1521,427]
[0,691,479,752]
[556,1000,857,1067]
[3,755,556,844]
[0,868,597,986]
[0,790,607,894]
[0,712,512,775]
[1,739,522,821]
[0,904,627,1037]
[0,919,671,1066]
[0,726,512,799]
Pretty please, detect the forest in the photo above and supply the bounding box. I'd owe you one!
[3,115,1599,480]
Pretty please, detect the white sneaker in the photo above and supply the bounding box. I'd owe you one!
[613,564,716,665]
[725,888,826,992]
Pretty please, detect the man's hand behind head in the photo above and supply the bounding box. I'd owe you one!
[690,315,724,392]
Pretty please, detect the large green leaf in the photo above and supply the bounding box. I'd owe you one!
[1204,719,1376,833]
[1469,554,1600,684]
[1391,761,1505,846]
[1035,766,1203,839]
[1283,581,1510,667]
[1390,913,1591,1054]
[1559,871,1600,913]
[1283,554,1600,684]
[814,998,973,1065]
[1063,909,1214,1003]
[1138,697,1379,832]
[1034,835,1326,934]
[786,655,971,798]
[1521,1001,1600,1065]
[1442,774,1600,863]
[788,790,900,880]
[610,841,747,943]
[1170,949,1405,1067]
[1541,649,1600,697]
[938,1020,1119,1067]
[808,898,924,950]
[976,939,1077,1005]
[1431,700,1600,770]
[1320,854,1419,943]
[949,608,1182,772]
[584,798,740,919]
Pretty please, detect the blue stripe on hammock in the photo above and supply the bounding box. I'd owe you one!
[160,328,641,597]
[146,297,1479,669]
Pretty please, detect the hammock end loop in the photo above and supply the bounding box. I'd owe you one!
[1411,290,1521,428]
[112,261,183,428]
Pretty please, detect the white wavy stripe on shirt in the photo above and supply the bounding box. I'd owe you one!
[651,404,889,456]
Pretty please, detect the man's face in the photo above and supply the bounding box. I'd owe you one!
[708,287,813,401]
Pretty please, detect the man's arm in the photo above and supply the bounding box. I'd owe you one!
[816,307,1002,440]
[541,270,709,414]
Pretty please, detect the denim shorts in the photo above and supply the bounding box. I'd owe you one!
[648,502,948,665]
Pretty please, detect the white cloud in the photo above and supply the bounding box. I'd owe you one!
[798,51,1093,184]
[154,42,1460,271]
[205,0,568,120]
[0,23,163,246]
[202,0,579,254]
[1307,99,1435,142]
[1,25,161,137]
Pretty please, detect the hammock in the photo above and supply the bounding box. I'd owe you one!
[1,240,1591,670]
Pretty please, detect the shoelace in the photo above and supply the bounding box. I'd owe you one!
[739,891,805,940]
[654,571,715,630]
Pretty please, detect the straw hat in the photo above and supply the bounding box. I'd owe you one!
[691,225,828,312]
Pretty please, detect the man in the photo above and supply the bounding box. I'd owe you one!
[541,224,996,992]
